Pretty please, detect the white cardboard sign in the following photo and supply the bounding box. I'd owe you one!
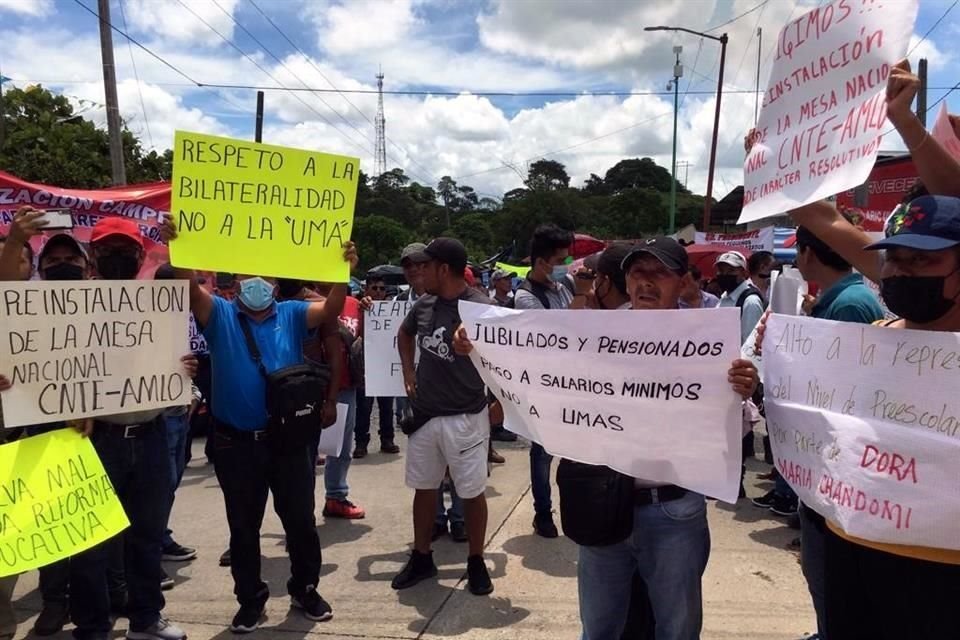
[763,314,960,550]
[740,0,917,223]
[318,403,350,457]
[0,280,190,427]
[459,302,744,503]
[931,102,960,161]
[363,300,416,397]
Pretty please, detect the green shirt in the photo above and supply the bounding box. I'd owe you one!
[811,273,884,323]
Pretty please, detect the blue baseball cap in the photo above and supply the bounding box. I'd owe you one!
[866,195,960,251]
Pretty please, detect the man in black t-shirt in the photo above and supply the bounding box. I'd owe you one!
[392,238,494,596]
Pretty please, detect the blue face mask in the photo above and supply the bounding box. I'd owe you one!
[239,277,275,311]
[550,265,568,283]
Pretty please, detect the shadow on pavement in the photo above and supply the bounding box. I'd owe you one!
[500,534,577,578]
[316,521,373,547]
[404,591,531,636]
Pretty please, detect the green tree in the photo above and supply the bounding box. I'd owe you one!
[527,159,570,190]
[603,158,687,195]
[351,215,411,272]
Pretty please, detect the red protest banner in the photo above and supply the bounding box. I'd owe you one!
[0,171,171,275]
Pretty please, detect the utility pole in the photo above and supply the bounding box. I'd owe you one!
[97,0,126,185]
[668,46,683,234]
[255,91,264,143]
[917,58,928,127]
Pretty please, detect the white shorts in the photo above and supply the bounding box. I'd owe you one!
[405,409,490,499]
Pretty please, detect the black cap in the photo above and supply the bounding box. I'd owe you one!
[424,237,468,273]
[38,233,87,264]
[621,236,688,274]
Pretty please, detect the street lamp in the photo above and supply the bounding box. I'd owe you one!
[644,26,729,231]
[667,45,683,234]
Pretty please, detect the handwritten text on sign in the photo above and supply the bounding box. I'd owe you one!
[459,302,743,503]
[740,0,917,223]
[0,429,129,577]
[763,315,960,550]
[170,131,360,282]
[363,301,416,397]
[0,280,190,427]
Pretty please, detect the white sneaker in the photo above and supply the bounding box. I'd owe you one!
[126,618,187,640]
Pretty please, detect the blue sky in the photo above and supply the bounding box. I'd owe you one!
[0,0,954,200]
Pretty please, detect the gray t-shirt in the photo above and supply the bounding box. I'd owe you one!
[401,287,492,419]
[513,278,574,310]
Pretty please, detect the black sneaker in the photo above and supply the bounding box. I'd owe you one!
[771,494,799,517]
[352,445,368,459]
[391,550,438,590]
[162,541,197,562]
[491,427,517,442]
[431,522,447,542]
[160,568,175,591]
[466,555,493,596]
[219,549,231,567]
[751,489,779,509]
[380,440,400,454]
[533,513,559,538]
[450,521,468,543]
[291,585,333,622]
[34,600,70,636]
[230,604,265,634]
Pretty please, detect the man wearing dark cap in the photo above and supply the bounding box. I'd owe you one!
[392,238,495,596]
[397,242,430,302]
[586,242,634,310]
[489,268,516,306]
[782,194,960,639]
[574,236,758,640]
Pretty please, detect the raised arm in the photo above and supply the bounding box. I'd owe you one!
[887,59,960,198]
[789,200,881,283]
[159,216,214,325]
[0,207,46,281]
[305,241,358,329]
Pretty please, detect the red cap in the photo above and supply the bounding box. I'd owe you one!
[90,217,144,247]
[463,268,476,286]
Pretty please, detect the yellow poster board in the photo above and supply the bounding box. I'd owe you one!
[495,262,530,278]
[0,429,129,577]
[169,131,360,282]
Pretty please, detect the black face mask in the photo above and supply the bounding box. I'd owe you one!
[42,262,85,281]
[715,273,741,294]
[96,253,140,280]
[880,274,958,324]
[277,279,303,299]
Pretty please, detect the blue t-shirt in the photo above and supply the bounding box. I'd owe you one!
[202,296,311,430]
[811,273,884,323]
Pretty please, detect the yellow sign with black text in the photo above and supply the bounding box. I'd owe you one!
[170,131,360,282]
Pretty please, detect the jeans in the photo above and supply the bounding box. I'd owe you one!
[530,443,554,517]
[71,420,170,637]
[213,428,322,607]
[800,505,827,639]
[435,479,464,527]
[324,388,357,501]
[162,411,191,548]
[578,492,710,640]
[0,575,16,639]
[774,470,798,502]
[354,392,394,447]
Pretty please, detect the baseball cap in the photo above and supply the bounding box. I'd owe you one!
[400,242,430,265]
[38,233,88,264]
[867,195,960,251]
[491,268,516,281]
[90,217,144,247]
[715,250,748,270]
[463,267,476,286]
[621,236,688,275]
[424,237,468,272]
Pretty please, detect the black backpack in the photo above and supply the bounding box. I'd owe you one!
[506,277,553,309]
[238,315,332,451]
[557,459,635,546]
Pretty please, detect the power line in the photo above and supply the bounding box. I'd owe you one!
[71,0,254,116]
[705,0,770,33]
[245,0,439,184]
[117,0,153,148]
[172,0,371,159]
[907,0,957,57]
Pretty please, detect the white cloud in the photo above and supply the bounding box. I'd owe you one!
[123,0,241,45]
[308,0,418,55]
[0,0,51,16]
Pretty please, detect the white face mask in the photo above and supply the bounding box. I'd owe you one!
[550,265,568,282]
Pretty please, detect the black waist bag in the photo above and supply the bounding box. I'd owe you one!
[557,459,635,547]
[239,316,331,452]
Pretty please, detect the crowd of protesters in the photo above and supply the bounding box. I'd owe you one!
[0,57,955,640]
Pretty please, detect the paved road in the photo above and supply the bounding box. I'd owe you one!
[9,437,815,639]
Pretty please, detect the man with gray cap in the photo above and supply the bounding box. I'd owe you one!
[489,268,516,306]
[397,242,430,302]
